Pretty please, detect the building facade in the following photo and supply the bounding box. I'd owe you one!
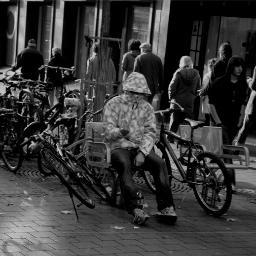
[1,0,256,106]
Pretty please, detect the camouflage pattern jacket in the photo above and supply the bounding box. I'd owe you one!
[103,94,157,156]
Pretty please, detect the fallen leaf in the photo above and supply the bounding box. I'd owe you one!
[226,218,236,222]
[61,210,72,214]
[111,226,125,230]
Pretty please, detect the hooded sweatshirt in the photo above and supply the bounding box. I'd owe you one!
[103,72,156,156]
[168,68,201,118]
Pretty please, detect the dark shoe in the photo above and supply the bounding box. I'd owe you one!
[132,208,150,225]
[157,206,177,223]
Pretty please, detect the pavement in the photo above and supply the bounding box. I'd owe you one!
[0,155,256,256]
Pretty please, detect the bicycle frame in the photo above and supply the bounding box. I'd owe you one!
[157,110,203,183]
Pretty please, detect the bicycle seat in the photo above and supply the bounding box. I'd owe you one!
[184,118,205,129]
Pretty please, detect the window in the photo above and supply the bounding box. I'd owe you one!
[190,20,203,68]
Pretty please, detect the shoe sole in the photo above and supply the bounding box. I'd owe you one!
[154,213,177,223]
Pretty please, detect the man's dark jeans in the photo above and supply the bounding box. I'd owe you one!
[111,148,174,213]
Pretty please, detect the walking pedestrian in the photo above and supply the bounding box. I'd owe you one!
[208,56,249,189]
[211,41,232,82]
[121,39,141,82]
[47,47,66,107]
[198,58,221,125]
[168,56,201,132]
[12,38,44,80]
[86,42,116,114]
[134,42,164,103]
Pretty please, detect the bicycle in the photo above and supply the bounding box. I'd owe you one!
[22,129,95,221]
[143,104,232,216]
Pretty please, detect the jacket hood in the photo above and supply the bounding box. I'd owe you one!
[178,68,200,85]
[123,72,151,95]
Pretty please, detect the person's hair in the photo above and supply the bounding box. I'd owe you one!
[226,55,246,79]
[27,38,36,48]
[52,47,62,56]
[139,42,152,52]
[179,56,193,68]
[128,39,141,51]
[93,43,100,53]
[207,58,217,72]
[218,42,232,61]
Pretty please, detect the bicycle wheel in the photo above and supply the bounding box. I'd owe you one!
[142,141,172,193]
[1,117,24,173]
[76,160,116,205]
[192,152,232,216]
[41,144,95,209]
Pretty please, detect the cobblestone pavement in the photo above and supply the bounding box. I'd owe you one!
[0,159,256,256]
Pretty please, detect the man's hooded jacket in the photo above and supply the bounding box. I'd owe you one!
[103,72,156,156]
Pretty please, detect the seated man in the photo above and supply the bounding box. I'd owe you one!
[103,72,177,225]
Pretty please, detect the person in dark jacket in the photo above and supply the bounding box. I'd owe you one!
[168,56,201,132]
[134,42,164,102]
[47,47,66,106]
[121,39,141,82]
[12,38,44,80]
[211,41,232,82]
[208,56,249,189]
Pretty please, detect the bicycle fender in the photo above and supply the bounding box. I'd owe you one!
[23,121,47,137]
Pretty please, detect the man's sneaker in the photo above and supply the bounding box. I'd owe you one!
[232,184,237,194]
[132,208,150,225]
[158,206,177,222]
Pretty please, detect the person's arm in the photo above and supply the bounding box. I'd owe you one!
[209,104,221,125]
[139,105,157,156]
[249,66,256,90]
[168,71,179,101]
[103,100,128,141]
[133,56,141,73]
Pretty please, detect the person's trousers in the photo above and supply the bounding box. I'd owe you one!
[111,148,174,213]
[169,111,186,133]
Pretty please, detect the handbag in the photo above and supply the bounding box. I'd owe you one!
[179,125,223,155]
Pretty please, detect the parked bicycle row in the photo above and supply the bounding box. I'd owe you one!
[0,71,234,227]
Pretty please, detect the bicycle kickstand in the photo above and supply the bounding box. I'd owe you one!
[68,189,79,222]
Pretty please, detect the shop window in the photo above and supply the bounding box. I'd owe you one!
[190,20,203,68]
[130,6,150,43]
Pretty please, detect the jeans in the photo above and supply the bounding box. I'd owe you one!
[111,148,174,213]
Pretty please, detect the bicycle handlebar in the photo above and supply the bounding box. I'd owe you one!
[39,65,75,72]
[155,102,184,116]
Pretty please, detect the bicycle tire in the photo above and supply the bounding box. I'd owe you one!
[37,118,75,176]
[142,141,172,193]
[1,118,24,173]
[191,152,232,216]
[68,153,116,204]
[41,144,95,209]
[37,151,53,176]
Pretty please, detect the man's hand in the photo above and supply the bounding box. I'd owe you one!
[134,151,145,167]
[120,129,129,137]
